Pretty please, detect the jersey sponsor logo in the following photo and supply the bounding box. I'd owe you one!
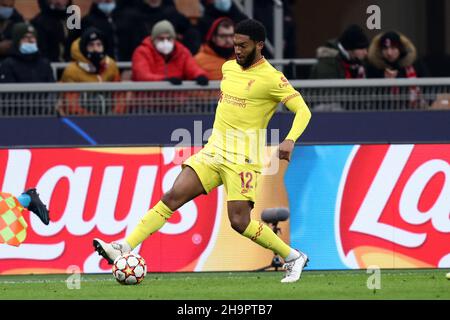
[337,144,450,268]
[0,147,220,274]
[220,93,247,108]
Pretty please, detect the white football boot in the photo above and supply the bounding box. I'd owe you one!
[281,251,309,283]
[93,238,130,264]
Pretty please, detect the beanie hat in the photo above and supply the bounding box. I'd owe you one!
[339,24,369,50]
[151,20,176,39]
[11,23,37,48]
[79,27,105,58]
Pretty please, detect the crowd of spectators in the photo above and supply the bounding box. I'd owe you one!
[309,24,429,80]
[1,0,443,113]
[0,0,433,84]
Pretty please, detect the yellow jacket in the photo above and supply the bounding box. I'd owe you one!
[61,39,120,83]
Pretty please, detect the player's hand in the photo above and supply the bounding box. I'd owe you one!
[278,139,295,162]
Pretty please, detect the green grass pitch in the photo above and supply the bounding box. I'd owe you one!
[0,269,449,300]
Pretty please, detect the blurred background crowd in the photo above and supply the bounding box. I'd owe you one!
[0,0,448,86]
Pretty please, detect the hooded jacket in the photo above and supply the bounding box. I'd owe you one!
[132,37,206,82]
[61,38,120,83]
[31,0,73,62]
[194,17,234,80]
[59,38,121,115]
[309,39,367,79]
[367,32,428,78]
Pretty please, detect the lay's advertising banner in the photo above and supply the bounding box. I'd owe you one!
[0,144,448,274]
[287,144,450,270]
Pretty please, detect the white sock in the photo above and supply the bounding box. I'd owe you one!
[285,249,301,262]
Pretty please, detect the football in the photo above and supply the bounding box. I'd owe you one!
[112,253,147,285]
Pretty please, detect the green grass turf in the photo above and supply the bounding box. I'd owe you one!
[0,269,448,300]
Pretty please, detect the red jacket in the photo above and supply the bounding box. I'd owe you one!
[132,37,206,81]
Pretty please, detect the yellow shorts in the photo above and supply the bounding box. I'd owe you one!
[183,148,260,203]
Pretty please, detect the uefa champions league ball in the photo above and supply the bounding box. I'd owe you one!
[112,253,147,285]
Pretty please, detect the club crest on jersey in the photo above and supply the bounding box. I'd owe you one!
[245,79,256,91]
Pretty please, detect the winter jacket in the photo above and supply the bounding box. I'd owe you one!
[0,50,54,83]
[0,9,24,60]
[132,37,206,82]
[194,44,228,80]
[31,0,73,62]
[309,40,367,79]
[59,39,121,115]
[367,33,429,109]
[61,39,120,83]
[367,32,428,78]
[0,48,55,115]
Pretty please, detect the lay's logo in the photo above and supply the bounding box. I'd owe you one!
[337,144,450,269]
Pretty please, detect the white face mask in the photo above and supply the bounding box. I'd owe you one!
[155,39,174,55]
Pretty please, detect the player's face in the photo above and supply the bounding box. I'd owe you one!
[234,33,261,68]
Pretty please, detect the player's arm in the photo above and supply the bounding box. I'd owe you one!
[279,94,312,161]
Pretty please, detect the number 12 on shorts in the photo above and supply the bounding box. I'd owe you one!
[239,172,254,193]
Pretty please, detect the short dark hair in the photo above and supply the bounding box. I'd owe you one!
[235,19,266,42]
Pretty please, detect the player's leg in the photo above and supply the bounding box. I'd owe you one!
[124,165,207,249]
[94,166,206,263]
[224,167,308,283]
[94,150,223,264]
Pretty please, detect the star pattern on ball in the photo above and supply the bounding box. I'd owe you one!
[124,265,134,277]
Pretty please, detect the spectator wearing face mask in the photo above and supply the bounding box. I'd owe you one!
[0,0,24,61]
[367,31,428,79]
[0,22,54,83]
[31,0,73,62]
[310,24,369,79]
[59,27,121,115]
[62,27,120,82]
[132,19,208,85]
[132,0,201,55]
[194,17,234,80]
[198,0,247,41]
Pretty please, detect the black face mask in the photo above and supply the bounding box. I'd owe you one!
[209,40,234,59]
[86,51,105,71]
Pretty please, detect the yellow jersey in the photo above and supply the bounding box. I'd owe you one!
[204,57,310,170]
